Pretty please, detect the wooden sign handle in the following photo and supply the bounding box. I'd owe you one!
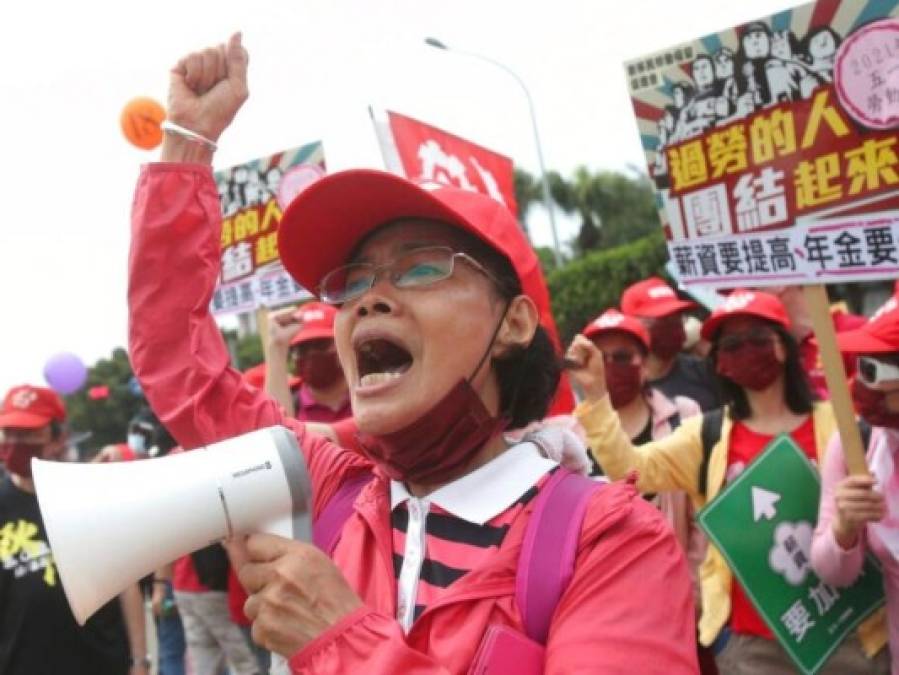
[802,285,868,475]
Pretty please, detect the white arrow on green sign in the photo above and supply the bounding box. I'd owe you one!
[698,435,884,674]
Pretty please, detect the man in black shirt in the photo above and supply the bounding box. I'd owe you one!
[0,384,148,675]
[621,278,722,412]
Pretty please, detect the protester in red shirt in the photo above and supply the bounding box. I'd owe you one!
[621,278,721,412]
[264,302,351,423]
[127,34,697,674]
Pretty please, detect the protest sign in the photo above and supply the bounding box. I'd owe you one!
[698,435,884,674]
[211,142,325,316]
[625,0,899,290]
[624,0,899,473]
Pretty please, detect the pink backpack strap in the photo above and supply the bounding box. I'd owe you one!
[516,469,602,644]
[312,472,373,556]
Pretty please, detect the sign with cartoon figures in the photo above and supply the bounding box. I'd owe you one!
[698,435,884,674]
[626,0,899,290]
[210,142,325,316]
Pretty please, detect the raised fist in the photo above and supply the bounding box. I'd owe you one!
[167,32,249,143]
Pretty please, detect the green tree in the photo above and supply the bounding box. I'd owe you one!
[64,348,144,454]
[551,167,658,256]
[547,231,670,342]
[516,166,661,259]
[221,329,264,370]
[513,168,543,223]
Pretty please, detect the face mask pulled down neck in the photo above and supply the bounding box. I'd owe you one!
[357,301,512,485]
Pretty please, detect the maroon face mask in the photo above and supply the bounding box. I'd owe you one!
[356,379,508,484]
[649,317,686,360]
[1,442,43,479]
[716,341,782,391]
[852,379,899,430]
[605,362,643,408]
[297,351,343,389]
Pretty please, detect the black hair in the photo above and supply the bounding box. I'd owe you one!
[458,233,561,429]
[49,420,63,440]
[709,321,815,421]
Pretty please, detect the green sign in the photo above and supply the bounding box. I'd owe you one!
[698,435,884,674]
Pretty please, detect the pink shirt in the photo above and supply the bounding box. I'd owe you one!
[811,429,898,672]
[294,384,352,423]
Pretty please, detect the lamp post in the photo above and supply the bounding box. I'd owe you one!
[425,37,563,266]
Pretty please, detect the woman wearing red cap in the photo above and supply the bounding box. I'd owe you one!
[581,309,702,541]
[581,308,712,667]
[568,289,888,673]
[811,292,899,674]
[263,302,351,423]
[127,35,696,673]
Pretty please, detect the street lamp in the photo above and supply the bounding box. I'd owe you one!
[425,37,563,266]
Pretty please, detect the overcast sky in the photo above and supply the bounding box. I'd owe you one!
[0,0,794,396]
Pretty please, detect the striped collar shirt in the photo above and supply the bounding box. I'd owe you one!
[389,442,557,632]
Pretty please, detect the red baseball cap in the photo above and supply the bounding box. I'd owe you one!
[837,294,899,354]
[582,309,650,350]
[0,385,66,429]
[289,302,337,347]
[621,278,696,318]
[278,170,541,304]
[701,289,791,341]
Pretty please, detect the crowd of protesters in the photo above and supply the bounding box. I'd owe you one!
[3,32,899,675]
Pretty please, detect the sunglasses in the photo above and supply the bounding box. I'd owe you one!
[857,356,899,386]
[717,328,776,353]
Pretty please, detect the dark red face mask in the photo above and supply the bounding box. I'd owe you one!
[355,299,513,485]
[852,379,899,430]
[0,442,43,479]
[649,317,686,360]
[716,340,782,391]
[356,379,508,484]
[605,362,643,408]
[297,351,343,389]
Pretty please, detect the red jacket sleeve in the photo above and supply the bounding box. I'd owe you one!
[545,487,699,674]
[127,163,369,515]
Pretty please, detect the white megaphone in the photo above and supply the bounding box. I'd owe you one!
[32,425,311,626]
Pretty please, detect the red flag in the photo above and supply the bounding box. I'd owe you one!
[382,111,518,214]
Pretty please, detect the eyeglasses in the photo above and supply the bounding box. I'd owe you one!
[319,246,496,305]
[857,356,899,386]
[717,328,776,353]
[602,349,641,366]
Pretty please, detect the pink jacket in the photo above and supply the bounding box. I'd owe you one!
[811,429,899,673]
[128,163,699,674]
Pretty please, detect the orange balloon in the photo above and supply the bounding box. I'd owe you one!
[120,97,166,150]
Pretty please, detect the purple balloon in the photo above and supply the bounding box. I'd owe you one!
[43,352,87,395]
